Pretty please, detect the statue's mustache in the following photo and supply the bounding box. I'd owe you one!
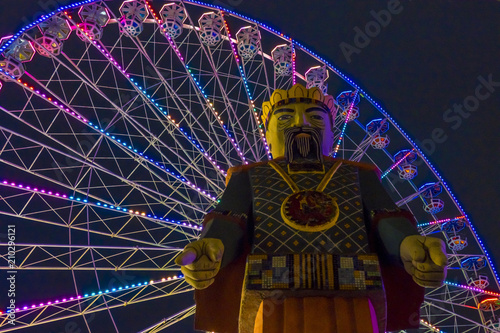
[284,127,322,160]
[295,133,312,157]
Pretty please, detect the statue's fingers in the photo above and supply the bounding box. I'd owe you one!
[412,267,445,283]
[402,259,415,277]
[427,242,448,267]
[412,275,444,288]
[408,238,427,264]
[175,248,198,266]
[183,255,220,271]
[183,275,215,290]
[205,239,224,262]
[415,260,445,273]
[181,266,219,282]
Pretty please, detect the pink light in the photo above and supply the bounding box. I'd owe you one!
[446,281,500,297]
[382,148,415,177]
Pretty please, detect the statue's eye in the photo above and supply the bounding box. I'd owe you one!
[278,114,293,121]
[311,115,324,120]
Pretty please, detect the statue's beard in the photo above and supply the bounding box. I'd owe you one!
[284,127,323,165]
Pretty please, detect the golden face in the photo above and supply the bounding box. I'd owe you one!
[265,102,334,157]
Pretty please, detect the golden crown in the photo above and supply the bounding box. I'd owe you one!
[261,83,336,129]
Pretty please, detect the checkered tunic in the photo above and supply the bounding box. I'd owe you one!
[250,159,369,255]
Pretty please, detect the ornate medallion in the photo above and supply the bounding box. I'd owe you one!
[281,190,339,232]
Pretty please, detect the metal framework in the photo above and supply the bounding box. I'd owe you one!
[0,1,499,332]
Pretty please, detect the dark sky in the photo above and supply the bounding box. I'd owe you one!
[1,0,499,332]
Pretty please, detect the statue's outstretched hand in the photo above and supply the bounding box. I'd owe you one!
[400,235,447,287]
[175,238,224,289]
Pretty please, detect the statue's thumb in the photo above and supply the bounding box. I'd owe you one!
[206,242,223,262]
[175,248,197,266]
[429,244,447,267]
[409,242,426,263]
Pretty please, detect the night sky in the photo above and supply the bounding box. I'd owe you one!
[1,0,499,332]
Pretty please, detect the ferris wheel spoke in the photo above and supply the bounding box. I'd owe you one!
[138,305,196,333]
[0,243,182,271]
[28,21,228,192]
[3,45,224,202]
[55,35,227,192]
[0,185,200,247]
[0,124,208,222]
[422,299,490,332]
[100,25,239,174]
[136,5,251,168]
[0,276,191,332]
[178,8,261,163]
[220,16,272,161]
[95,5,243,171]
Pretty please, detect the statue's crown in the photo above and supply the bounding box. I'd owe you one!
[261,83,336,129]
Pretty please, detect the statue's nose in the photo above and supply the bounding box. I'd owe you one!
[293,112,310,127]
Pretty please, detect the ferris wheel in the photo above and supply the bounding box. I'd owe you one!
[0,1,499,332]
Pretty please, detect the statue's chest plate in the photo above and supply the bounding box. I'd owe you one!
[249,160,368,254]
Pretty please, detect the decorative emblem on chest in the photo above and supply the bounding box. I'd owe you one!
[282,190,339,231]
[268,160,343,232]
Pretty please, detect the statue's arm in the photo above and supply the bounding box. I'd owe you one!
[359,168,446,286]
[358,168,419,263]
[200,169,253,267]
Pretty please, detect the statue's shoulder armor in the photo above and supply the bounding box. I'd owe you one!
[226,159,280,186]
[226,157,379,185]
[324,156,380,178]
[226,157,289,185]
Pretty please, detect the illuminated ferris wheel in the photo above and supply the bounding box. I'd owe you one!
[0,1,499,332]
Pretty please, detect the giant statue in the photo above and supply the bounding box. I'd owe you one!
[175,84,447,333]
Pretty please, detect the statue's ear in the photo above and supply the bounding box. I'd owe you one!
[261,101,272,125]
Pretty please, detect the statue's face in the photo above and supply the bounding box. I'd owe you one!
[265,102,334,157]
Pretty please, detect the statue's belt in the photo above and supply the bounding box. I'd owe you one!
[246,253,382,291]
